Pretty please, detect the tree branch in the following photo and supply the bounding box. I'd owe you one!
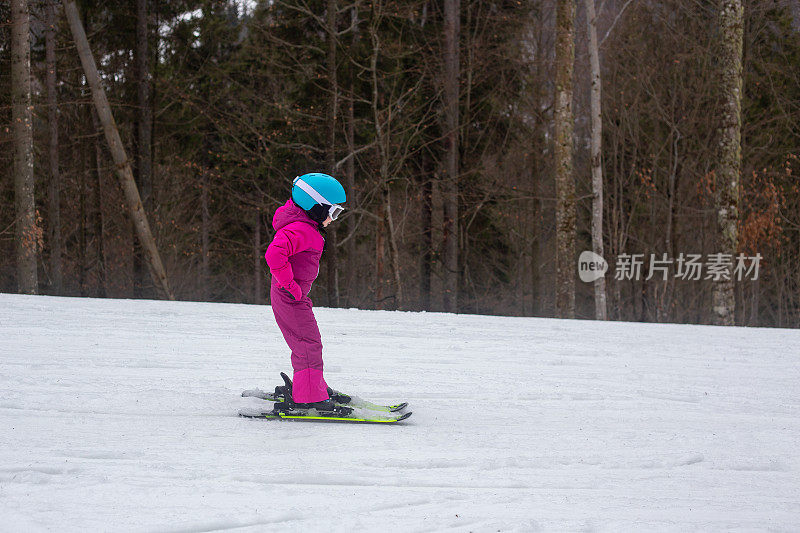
[599,0,636,47]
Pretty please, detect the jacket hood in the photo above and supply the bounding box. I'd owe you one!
[272,199,317,231]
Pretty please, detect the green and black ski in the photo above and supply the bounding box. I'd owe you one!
[239,403,412,424]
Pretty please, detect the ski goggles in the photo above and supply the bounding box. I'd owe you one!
[294,177,345,220]
[328,204,344,221]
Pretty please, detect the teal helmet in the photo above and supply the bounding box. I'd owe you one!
[292,173,347,220]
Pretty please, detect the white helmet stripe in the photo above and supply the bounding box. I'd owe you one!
[293,177,332,206]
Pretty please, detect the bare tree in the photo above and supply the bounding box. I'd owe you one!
[712,0,744,325]
[64,0,174,300]
[91,110,106,298]
[554,0,576,318]
[584,0,606,320]
[253,211,262,304]
[343,8,358,307]
[46,0,62,294]
[12,0,38,294]
[442,0,460,312]
[326,0,340,307]
[133,0,153,297]
[201,171,210,300]
[78,134,87,295]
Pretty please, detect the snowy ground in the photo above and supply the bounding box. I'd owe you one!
[1,293,799,532]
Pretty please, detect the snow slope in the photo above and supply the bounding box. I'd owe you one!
[1,293,799,532]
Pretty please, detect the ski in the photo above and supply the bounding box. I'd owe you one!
[238,404,412,424]
[241,388,408,413]
[241,372,409,413]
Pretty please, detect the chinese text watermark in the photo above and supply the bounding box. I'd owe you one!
[579,252,762,282]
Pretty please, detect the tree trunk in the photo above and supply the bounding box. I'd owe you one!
[531,197,541,315]
[531,27,549,317]
[91,110,106,298]
[442,0,460,313]
[253,212,262,304]
[344,4,359,308]
[326,0,340,307]
[375,217,385,309]
[79,130,87,296]
[712,0,743,326]
[133,0,153,298]
[384,186,403,309]
[12,0,38,295]
[584,0,606,320]
[135,0,152,211]
[421,169,433,311]
[46,0,62,295]
[554,0,576,319]
[201,171,210,300]
[64,0,173,300]
[661,132,680,321]
[344,89,356,307]
[750,276,759,326]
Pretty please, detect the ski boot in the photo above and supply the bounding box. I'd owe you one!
[273,372,353,417]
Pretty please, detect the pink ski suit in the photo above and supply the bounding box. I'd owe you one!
[265,199,329,403]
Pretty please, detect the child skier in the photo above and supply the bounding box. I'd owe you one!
[264,173,346,408]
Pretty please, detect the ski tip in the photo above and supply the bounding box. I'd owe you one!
[238,407,276,418]
[241,388,275,400]
[396,411,412,421]
[390,402,409,412]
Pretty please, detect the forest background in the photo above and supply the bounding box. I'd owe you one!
[2,0,799,327]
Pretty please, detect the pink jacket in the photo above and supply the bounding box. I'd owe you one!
[265,199,325,300]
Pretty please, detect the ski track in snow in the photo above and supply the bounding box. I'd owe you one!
[1,293,799,532]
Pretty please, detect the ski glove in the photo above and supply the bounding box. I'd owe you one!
[283,280,302,301]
